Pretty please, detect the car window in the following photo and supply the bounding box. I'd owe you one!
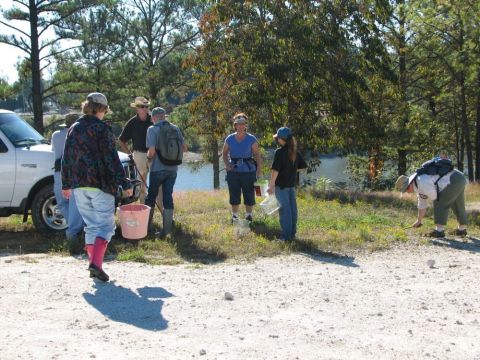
[0,138,7,153]
[0,113,45,147]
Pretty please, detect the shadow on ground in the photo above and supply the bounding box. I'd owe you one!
[431,235,480,253]
[112,224,228,264]
[251,221,359,267]
[294,239,359,267]
[83,283,173,331]
[0,230,65,254]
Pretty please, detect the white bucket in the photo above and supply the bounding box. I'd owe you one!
[254,180,269,197]
[259,195,280,215]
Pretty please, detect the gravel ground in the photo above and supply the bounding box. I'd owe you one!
[1,238,480,360]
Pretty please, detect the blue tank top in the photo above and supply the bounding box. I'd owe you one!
[225,133,257,173]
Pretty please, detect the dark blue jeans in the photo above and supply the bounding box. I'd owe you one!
[145,170,177,210]
[275,186,298,240]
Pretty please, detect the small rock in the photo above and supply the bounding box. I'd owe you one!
[224,292,234,301]
[199,349,206,355]
[427,259,435,268]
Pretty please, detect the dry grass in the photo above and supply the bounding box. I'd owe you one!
[2,187,479,264]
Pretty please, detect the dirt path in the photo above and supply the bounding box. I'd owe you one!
[1,239,480,360]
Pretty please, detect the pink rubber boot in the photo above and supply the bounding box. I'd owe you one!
[85,244,94,278]
[92,237,108,269]
[85,245,94,263]
[88,237,109,282]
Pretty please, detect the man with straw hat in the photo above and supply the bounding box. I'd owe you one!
[51,112,84,254]
[395,156,468,238]
[119,96,153,203]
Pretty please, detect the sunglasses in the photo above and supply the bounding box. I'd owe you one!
[137,105,149,109]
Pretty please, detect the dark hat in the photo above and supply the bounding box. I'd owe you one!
[151,107,166,116]
[273,127,292,140]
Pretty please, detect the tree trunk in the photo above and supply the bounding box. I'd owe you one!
[368,146,383,188]
[458,127,465,173]
[459,75,473,181]
[212,136,220,189]
[475,72,480,181]
[29,0,44,134]
[397,149,407,175]
[397,1,409,177]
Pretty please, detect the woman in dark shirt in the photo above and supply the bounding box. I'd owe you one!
[62,92,132,282]
[267,127,307,241]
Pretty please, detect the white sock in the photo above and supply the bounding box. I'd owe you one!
[435,225,445,232]
[246,212,252,217]
[232,212,239,218]
[458,225,467,230]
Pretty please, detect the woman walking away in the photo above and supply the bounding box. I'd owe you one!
[62,93,132,282]
[267,127,307,241]
[222,112,262,222]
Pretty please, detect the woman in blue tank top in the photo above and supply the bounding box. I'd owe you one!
[222,113,262,223]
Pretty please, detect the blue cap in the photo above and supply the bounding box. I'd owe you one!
[273,127,292,139]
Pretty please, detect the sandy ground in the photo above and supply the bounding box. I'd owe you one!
[1,239,480,360]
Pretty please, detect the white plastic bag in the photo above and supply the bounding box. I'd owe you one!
[259,194,280,215]
[233,219,251,237]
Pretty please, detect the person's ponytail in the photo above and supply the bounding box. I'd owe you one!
[286,136,297,163]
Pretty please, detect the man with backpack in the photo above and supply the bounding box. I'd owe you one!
[145,107,187,236]
[395,154,468,238]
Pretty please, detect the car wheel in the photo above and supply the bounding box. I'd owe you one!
[31,184,67,232]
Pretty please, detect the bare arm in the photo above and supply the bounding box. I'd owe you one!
[147,146,156,160]
[252,142,262,177]
[413,208,427,228]
[222,143,232,171]
[267,170,279,195]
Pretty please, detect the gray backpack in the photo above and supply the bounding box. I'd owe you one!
[155,122,183,165]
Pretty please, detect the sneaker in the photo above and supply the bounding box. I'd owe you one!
[231,215,239,224]
[452,229,467,237]
[426,229,445,238]
[88,263,109,282]
[245,214,253,222]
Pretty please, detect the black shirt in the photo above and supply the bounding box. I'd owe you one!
[119,114,153,152]
[271,145,307,188]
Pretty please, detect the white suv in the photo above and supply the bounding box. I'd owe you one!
[0,109,141,232]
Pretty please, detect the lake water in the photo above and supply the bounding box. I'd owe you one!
[174,156,348,191]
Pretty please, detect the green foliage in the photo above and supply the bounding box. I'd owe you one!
[0,77,14,100]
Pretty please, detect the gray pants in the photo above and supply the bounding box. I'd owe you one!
[433,170,467,226]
